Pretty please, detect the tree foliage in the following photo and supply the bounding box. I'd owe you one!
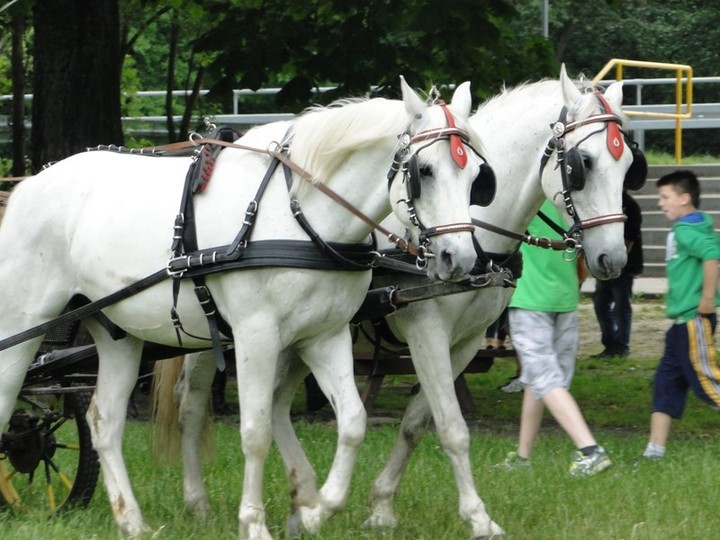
[192,0,555,107]
[4,0,720,174]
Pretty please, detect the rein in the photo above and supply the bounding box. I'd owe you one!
[268,148,419,257]
[142,136,424,257]
[471,217,574,252]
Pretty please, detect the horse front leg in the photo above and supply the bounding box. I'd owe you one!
[234,329,281,540]
[363,386,433,530]
[403,324,504,539]
[289,328,367,535]
[85,327,150,537]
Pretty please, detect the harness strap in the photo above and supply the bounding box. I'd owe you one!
[283,164,377,271]
[270,149,420,256]
[170,134,284,370]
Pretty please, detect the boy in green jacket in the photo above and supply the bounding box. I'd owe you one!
[643,169,720,459]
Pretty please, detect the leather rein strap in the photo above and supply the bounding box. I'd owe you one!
[269,149,420,256]
[155,136,422,256]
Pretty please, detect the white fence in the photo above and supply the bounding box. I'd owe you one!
[3,78,720,149]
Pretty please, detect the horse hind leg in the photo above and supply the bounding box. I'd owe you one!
[175,351,217,517]
[84,321,151,537]
[270,351,322,532]
[363,385,432,530]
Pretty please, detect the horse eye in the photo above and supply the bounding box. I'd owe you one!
[582,155,592,171]
[419,164,433,177]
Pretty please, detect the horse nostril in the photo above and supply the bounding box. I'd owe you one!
[440,248,455,268]
[597,254,608,274]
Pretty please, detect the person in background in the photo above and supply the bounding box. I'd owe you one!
[643,169,720,459]
[485,308,508,350]
[592,189,644,358]
[486,309,523,393]
[496,200,611,477]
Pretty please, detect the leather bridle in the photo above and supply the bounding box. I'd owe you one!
[386,102,483,268]
[539,94,629,248]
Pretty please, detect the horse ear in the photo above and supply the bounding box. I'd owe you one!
[400,75,426,120]
[449,81,472,119]
[559,63,583,117]
[603,80,625,112]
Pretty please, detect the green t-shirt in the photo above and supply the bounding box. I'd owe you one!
[509,200,579,312]
[665,211,720,320]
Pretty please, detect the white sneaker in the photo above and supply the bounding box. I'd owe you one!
[569,446,612,477]
[499,377,523,393]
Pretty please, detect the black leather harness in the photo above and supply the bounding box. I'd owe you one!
[167,128,374,369]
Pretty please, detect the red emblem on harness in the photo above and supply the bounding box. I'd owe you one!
[440,102,468,169]
[596,93,624,161]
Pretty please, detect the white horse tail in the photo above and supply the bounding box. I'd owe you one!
[150,355,215,464]
[150,356,184,463]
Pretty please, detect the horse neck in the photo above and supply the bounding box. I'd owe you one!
[470,84,564,253]
[293,144,394,243]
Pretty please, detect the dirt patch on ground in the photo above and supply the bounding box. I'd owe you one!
[577,297,669,360]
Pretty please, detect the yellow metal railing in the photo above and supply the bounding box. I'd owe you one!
[593,59,693,163]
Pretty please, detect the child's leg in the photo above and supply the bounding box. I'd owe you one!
[648,411,672,447]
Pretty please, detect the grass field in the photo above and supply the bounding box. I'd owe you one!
[1,298,718,539]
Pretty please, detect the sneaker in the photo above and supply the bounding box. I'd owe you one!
[590,349,615,359]
[499,377,524,393]
[494,451,531,471]
[569,446,612,477]
[642,442,665,460]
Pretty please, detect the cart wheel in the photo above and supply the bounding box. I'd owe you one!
[0,390,99,515]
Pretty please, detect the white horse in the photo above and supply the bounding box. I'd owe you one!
[0,78,486,539]
[362,65,646,537]
[160,65,645,539]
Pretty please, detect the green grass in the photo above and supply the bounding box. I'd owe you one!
[2,302,718,539]
[645,150,720,165]
[2,418,718,539]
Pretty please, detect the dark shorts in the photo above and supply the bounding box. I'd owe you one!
[653,314,720,418]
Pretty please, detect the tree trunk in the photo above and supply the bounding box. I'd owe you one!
[10,9,26,177]
[31,0,123,170]
[165,15,179,142]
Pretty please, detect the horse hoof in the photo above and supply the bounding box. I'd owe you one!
[124,522,153,539]
[239,522,273,540]
[185,497,210,520]
[472,521,505,540]
[286,504,326,536]
[361,513,398,530]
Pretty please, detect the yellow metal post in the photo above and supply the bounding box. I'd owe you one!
[593,59,693,163]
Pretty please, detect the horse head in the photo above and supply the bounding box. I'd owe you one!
[389,77,488,282]
[540,64,646,279]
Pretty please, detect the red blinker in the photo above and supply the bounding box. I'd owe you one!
[440,102,468,169]
[596,93,624,161]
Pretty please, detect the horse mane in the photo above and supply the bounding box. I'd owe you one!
[289,97,408,190]
[478,76,607,123]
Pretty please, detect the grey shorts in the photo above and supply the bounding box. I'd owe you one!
[508,308,579,398]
